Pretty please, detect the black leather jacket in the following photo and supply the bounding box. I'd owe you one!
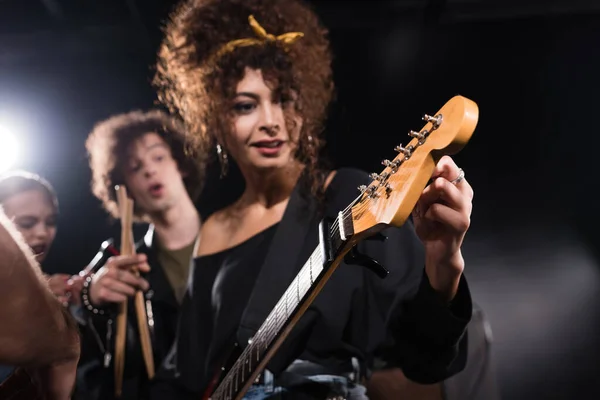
[77,226,181,400]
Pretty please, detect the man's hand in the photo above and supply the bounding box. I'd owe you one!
[89,254,150,306]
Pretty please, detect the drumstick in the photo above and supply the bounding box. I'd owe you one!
[130,199,155,380]
[114,186,155,397]
[114,185,129,397]
[119,187,155,378]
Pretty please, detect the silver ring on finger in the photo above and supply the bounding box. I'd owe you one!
[450,168,465,185]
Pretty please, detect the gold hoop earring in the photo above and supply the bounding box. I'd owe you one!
[216,143,229,178]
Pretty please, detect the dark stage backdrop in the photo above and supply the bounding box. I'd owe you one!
[0,1,598,399]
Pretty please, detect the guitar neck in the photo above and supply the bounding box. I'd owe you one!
[210,218,352,400]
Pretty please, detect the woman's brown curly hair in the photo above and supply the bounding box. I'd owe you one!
[153,0,334,196]
[85,109,203,220]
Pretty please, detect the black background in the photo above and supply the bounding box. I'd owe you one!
[1,1,599,398]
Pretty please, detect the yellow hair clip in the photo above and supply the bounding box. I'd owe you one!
[215,15,304,58]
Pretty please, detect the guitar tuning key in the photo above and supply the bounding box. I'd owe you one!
[358,184,378,198]
[395,144,415,158]
[408,130,424,140]
[422,113,442,128]
[381,159,401,172]
[370,172,388,181]
[394,145,410,155]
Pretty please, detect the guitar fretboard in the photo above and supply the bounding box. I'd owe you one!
[210,240,327,400]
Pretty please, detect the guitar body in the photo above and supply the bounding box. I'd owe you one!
[0,368,43,400]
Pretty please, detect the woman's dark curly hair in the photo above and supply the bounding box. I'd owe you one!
[154,0,334,196]
[0,170,59,212]
[85,109,203,220]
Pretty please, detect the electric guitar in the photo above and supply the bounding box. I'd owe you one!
[205,94,479,400]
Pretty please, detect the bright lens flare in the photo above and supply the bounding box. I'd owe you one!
[0,126,19,173]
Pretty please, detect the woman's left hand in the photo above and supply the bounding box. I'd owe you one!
[412,155,473,301]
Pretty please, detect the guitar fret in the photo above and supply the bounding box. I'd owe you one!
[309,255,313,284]
[296,273,300,304]
[213,242,331,400]
[241,359,245,383]
[285,278,289,316]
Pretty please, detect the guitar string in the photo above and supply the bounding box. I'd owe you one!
[213,216,343,398]
[213,194,366,398]
[216,247,323,398]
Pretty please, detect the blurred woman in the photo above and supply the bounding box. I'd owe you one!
[0,171,81,398]
[0,170,83,305]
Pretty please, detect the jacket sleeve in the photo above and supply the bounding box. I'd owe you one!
[363,217,472,384]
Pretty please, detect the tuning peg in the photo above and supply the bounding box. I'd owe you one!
[359,184,379,198]
[408,130,424,140]
[394,145,411,156]
[422,113,442,127]
[370,172,389,182]
[381,159,402,172]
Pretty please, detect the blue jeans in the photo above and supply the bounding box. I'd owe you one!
[0,365,14,383]
[242,370,368,400]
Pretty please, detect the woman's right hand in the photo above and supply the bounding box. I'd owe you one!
[89,254,150,306]
[46,274,72,305]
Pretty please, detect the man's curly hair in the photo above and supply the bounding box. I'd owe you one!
[85,109,203,220]
[154,0,334,196]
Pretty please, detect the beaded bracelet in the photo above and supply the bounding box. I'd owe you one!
[81,274,107,315]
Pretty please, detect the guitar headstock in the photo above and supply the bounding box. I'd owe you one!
[349,95,478,239]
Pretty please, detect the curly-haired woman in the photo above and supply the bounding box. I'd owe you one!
[152,0,476,399]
